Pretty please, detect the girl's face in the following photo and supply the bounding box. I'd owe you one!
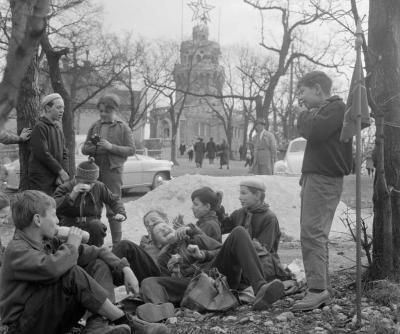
[239,186,261,208]
[192,197,211,219]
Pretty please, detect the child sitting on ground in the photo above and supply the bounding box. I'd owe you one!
[189,187,222,242]
[221,178,288,281]
[54,158,126,246]
[0,190,168,334]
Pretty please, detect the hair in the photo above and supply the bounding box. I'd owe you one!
[245,186,266,202]
[0,192,10,210]
[297,71,332,95]
[11,190,56,230]
[191,187,219,211]
[143,209,169,225]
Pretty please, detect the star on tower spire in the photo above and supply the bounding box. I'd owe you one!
[188,0,214,24]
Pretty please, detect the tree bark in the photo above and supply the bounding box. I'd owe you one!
[368,0,400,279]
[16,55,40,190]
[0,0,49,126]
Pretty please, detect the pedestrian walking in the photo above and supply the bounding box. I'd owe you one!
[194,138,206,168]
[218,139,229,170]
[206,137,217,164]
[251,119,277,175]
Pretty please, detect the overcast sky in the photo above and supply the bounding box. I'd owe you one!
[99,0,263,47]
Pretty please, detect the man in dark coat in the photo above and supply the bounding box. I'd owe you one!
[28,93,69,195]
[194,138,206,168]
[206,137,217,164]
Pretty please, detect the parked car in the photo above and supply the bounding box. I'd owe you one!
[3,135,174,192]
[274,137,306,175]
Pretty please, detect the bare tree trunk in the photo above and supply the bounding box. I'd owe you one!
[241,108,250,160]
[368,0,400,279]
[0,0,49,126]
[16,55,40,190]
[170,119,179,165]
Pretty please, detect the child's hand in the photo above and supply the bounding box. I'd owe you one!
[66,226,84,248]
[114,214,126,222]
[73,183,91,193]
[175,226,190,241]
[167,254,182,272]
[187,244,205,260]
[122,267,139,296]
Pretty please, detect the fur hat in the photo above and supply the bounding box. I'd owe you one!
[41,93,63,109]
[76,158,99,182]
[97,94,120,109]
[240,178,266,192]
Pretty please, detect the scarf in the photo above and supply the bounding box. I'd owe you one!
[243,203,270,236]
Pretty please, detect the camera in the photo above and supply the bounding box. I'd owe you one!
[91,133,101,145]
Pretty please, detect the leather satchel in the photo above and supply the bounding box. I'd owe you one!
[180,268,238,313]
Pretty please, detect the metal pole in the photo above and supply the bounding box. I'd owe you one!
[355,19,363,327]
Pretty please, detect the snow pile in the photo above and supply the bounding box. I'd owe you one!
[121,174,351,244]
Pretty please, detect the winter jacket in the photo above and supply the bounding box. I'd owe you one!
[54,180,126,221]
[82,118,135,171]
[221,204,288,279]
[297,95,353,177]
[251,129,277,175]
[0,229,129,324]
[157,224,222,277]
[28,116,68,195]
[196,211,222,243]
[206,141,217,159]
[221,204,280,254]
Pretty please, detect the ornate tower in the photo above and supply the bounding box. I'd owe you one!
[174,24,225,106]
[174,0,226,145]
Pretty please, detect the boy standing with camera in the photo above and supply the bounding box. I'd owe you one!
[82,94,135,244]
[293,71,352,311]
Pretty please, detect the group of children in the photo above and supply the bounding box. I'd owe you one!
[0,70,353,333]
[0,170,288,334]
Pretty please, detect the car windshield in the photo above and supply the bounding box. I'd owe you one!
[289,141,306,153]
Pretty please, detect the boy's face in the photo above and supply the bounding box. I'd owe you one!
[46,98,64,122]
[298,85,325,109]
[0,205,10,224]
[98,104,116,123]
[38,207,59,239]
[152,222,176,246]
[144,211,167,231]
[239,186,261,209]
[192,197,211,219]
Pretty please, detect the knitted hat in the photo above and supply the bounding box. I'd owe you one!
[97,94,120,109]
[240,178,266,192]
[191,187,220,210]
[76,158,99,182]
[41,93,62,108]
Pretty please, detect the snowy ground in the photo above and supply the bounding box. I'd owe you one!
[116,174,358,245]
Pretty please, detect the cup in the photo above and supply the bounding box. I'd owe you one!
[56,226,90,244]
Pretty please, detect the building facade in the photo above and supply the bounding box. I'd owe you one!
[150,23,244,157]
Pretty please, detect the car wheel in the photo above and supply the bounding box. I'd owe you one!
[152,172,168,189]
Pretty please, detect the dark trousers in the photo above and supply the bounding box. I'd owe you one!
[141,226,266,304]
[99,169,123,244]
[61,217,107,247]
[8,265,108,334]
[112,240,161,283]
